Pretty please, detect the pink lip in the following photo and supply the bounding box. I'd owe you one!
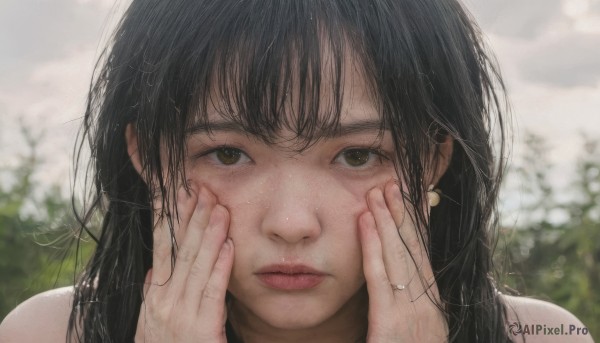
[256,264,326,290]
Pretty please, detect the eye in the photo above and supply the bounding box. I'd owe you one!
[208,147,250,165]
[336,148,387,168]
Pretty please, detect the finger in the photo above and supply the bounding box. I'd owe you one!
[366,186,415,286]
[383,182,434,283]
[152,185,196,286]
[185,204,230,309]
[173,183,200,245]
[358,211,395,312]
[134,308,147,343]
[167,186,216,298]
[384,182,439,303]
[135,268,153,343]
[143,268,153,298]
[196,238,234,322]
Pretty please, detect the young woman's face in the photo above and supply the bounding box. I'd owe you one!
[183,69,397,332]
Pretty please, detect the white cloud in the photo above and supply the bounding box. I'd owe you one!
[574,15,600,32]
[564,0,593,17]
[0,45,99,188]
[0,0,107,82]
[0,0,127,189]
[75,0,121,8]
[465,0,566,39]
[518,32,600,87]
[466,1,600,213]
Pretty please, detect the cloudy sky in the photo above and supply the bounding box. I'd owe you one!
[1,0,599,208]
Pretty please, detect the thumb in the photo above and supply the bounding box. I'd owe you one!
[135,268,153,343]
[143,268,153,297]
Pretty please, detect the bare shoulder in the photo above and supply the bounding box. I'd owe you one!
[0,286,75,343]
[501,294,595,343]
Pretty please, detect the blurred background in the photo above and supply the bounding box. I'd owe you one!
[1,0,599,337]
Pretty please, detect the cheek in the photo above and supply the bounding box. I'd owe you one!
[333,170,397,214]
[185,165,397,235]
[184,169,270,235]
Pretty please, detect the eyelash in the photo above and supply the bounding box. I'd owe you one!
[195,145,251,166]
[334,147,390,169]
[194,145,391,169]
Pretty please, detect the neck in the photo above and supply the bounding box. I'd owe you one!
[227,287,368,343]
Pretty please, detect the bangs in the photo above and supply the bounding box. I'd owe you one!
[105,0,504,190]
[166,1,378,150]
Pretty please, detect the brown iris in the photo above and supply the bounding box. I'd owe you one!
[215,148,242,165]
[342,149,371,167]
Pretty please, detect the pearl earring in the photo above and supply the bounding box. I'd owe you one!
[427,185,441,207]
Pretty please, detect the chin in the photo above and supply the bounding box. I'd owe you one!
[257,305,332,330]
[232,292,341,331]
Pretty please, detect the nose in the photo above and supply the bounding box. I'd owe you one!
[260,168,322,244]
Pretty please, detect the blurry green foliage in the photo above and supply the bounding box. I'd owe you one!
[0,127,93,320]
[496,132,600,339]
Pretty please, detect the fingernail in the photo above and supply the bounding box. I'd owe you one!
[211,205,230,229]
[197,185,210,208]
[360,211,376,231]
[221,238,234,258]
[177,184,190,203]
[375,188,387,208]
[391,183,402,201]
[209,205,222,225]
[186,180,198,195]
[196,185,205,203]
[366,188,377,209]
[198,185,217,209]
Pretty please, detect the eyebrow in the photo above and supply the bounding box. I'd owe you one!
[186,118,386,138]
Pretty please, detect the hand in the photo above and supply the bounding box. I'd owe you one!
[359,181,448,342]
[135,184,234,343]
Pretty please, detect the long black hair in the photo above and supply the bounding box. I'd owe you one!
[68,0,512,341]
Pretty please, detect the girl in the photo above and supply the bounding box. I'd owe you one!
[0,0,591,342]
